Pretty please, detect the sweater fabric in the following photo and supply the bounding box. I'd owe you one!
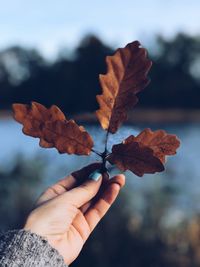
[0,230,68,267]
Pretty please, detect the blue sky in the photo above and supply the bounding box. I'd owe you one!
[0,0,199,58]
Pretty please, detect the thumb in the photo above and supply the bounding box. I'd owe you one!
[63,170,103,208]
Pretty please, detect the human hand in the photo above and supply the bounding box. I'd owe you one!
[24,163,125,265]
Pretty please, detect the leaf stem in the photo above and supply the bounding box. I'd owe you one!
[91,149,102,157]
[105,153,111,160]
[98,130,110,181]
[104,130,110,153]
[92,131,110,181]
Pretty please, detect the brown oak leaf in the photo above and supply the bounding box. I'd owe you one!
[132,128,180,163]
[108,129,180,177]
[108,137,164,177]
[96,41,152,134]
[12,102,94,155]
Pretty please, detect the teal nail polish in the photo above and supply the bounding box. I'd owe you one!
[89,170,102,181]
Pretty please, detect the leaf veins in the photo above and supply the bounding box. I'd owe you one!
[12,102,94,155]
[96,41,152,134]
[108,129,180,177]
[132,128,180,163]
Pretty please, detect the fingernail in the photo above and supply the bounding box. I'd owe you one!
[89,170,102,181]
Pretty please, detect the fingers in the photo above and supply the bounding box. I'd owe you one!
[84,174,125,232]
[72,162,102,185]
[57,162,102,193]
[106,173,126,188]
[80,201,92,213]
[71,210,91,241]
[80,173,125,213]
[37,163,101,206]
[53,163,102,193]
[49,175,77,194]
[63,173,103,208]
[71,174,125,242]
[36,174,77,205]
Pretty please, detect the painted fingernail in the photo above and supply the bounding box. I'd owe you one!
[89,170,102,181]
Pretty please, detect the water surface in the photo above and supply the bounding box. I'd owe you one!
[0,118,200,226]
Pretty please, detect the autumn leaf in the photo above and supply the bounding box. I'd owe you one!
[107,136,164,177]
[96,41,152,134]
[12,102,94,155]
[132,128,180,163]
[107,129,180,177]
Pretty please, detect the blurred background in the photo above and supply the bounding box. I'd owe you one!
[0,0,200,266]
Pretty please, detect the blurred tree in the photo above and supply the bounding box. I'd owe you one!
[1,33,200,112]
[11,35,113,113]
[0,155,46,230]
[0,46,45,108]
[140,33,200,108]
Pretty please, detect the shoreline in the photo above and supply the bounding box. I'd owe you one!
[73,109,200,124]
[1,109,200,123]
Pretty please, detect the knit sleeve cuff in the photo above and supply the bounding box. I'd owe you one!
[0,229,67,267]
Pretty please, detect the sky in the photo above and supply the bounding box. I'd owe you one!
[0,0,199,59]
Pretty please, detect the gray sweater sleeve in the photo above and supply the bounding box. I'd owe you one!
[0,229,68,267]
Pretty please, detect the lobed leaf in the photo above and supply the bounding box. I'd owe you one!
[12,102,94,155]
[96,41,152,134]
[132,128,180,163]
[108,129,180,177]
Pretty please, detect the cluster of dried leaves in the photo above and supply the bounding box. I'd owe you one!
[13,41,180,177]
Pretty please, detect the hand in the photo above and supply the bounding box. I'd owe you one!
[24,163,125,265]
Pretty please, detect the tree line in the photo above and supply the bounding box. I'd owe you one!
[0,33,200,113]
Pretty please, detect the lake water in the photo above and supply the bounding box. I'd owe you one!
[0,118,200,227]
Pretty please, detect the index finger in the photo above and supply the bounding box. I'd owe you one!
[36,162,102,205]
[84,174,125,232]
[72,162,102,185]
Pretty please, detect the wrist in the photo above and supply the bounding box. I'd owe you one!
[24,211,44,237]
